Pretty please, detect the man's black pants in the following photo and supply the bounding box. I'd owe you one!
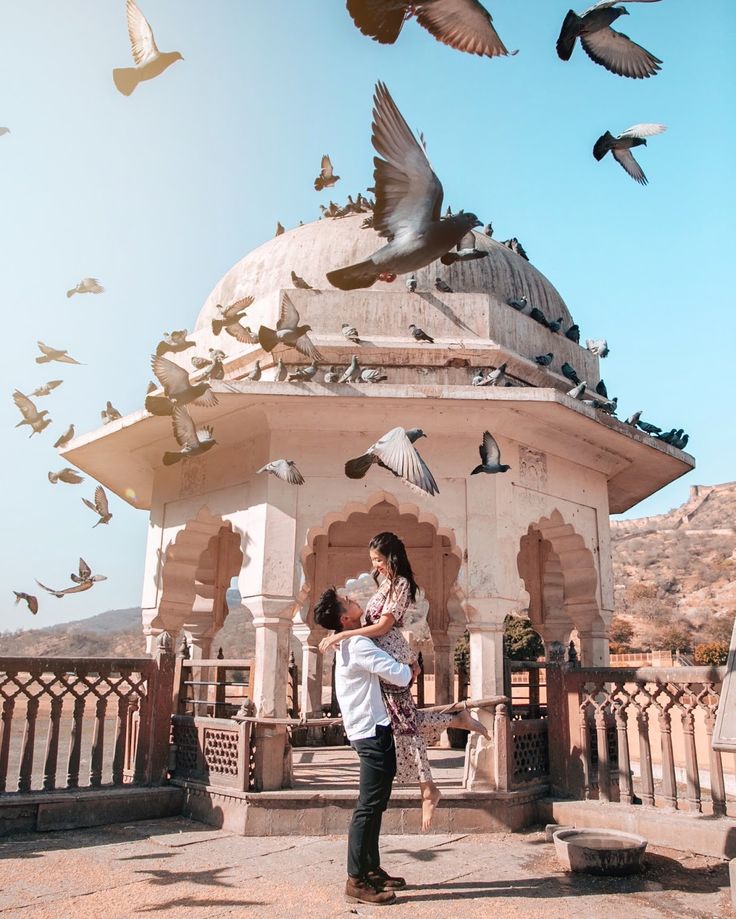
[347,724,396,879]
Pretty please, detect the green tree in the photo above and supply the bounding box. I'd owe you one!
[503,615,544,661]
[653,625,693,654]
[693,642,729,666]
[609,616,635,654]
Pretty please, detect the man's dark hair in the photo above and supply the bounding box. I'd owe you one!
[313,586,344,632]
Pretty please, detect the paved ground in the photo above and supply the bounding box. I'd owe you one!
[0,818,730,918]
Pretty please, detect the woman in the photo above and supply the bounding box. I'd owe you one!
[319,531,488,830]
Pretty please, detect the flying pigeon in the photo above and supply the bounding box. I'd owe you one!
[636,419,661,435]
[435,277,453,293]
[567,381,587,400]
[440,229,488,265]
[259,293,323,361]
[101,401,122,424]
[593,123,667,185]
[345,0,516,58]
[409,324,434,344]
[54,424,75,449]
[324,366,340,383]
[535,353,554,366]
[361,368,388,383]
[557,0,662,79]
[13,391,51,437]
[36,558,107,598]
[342,323,362,344]
[66,277,104,298]
[326,83,480,290]
[36,342,81,365]
[547,317,563,333]
[151,355,218,409]
[82,485,113,527]
[191,349,226,381]
[156,330,195,357]
[275,358,288,382]
[163,406,216,466]
[290,270,312,290]
[275,221,285,236]
[484,362,507,386]
[48,467,84,485]
[244,360,262,381]
[339,355,361,383]
[288,363,319,382]
[586,338,609,357]
[113,0,183,96]
[471,430,510,474]
[565,324,581,343]
[624,411,642,426]
[561,362,580,386]
[13,591,38,615]
[31,380,63,397]
[507,296,529,312]
[314,154,340,191]
[406,275,417,293]
[211,296,256,342]
[257,459,305,485]
[345,426,439,496]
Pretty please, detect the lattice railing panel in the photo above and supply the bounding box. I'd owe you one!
[511,718,549,786]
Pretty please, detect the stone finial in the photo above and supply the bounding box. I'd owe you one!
[567,640,579,665]
[157,631,173,653]
[217,646,224,659]
[178,634,190,659]
[548,641,566,663]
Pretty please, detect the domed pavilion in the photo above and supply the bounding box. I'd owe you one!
[64,213,694,791]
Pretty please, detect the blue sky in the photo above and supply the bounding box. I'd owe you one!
[1,0,733,630]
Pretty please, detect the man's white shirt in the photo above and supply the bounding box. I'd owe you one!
[334,636,412,741]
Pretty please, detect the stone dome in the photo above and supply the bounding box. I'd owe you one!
[194,214,574,331]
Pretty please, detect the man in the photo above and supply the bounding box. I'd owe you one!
[314,586,419,906]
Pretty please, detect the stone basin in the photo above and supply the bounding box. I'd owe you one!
[553,828,648,876]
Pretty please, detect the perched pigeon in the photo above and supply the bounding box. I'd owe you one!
[565,324,581,343]
[409,324,434,344]
[361,368,387,383]
[561,362,581,385]
[314,154,340,191]
[113,0,183,96]
[163,406,216,465]
[636,419,661,435]
[484,362,507,386]
[440,229,488,265]
[567,381,587,400]
[472,369,488,386]
[324,366,340,383]
[342,323,362,344]
[534,353,554,366]
[586,338,609,357]
[66,277,104,298]
[435,277,453,293]
[506,296,529,311]
[36,342,81,365]
[13,591,38,615]
[345,426,439,496]
[288,363,319,382]
[31,380,63,397]
[529,307,548,327]
[54,424,75,449]
[483,222,493,237]
[471,430,510,474]
[156,329,195,357]
[624,410,642,426]
[48,467,84,485]
[672,432,689,450]
[339,355,361,383]
[259,293,322,361]
[101,401,122,424]
[257,459,305,485]
[406,275,417,293]
[345,0,516,58]
[595,379,608,398]
[501,237,529,260]
[275,221,285,236]
[290,270,312,290]
[151,355,218,408]
[594,123,667,185]
[244,360,262,382]
[655,428,677,444]
[275,358,288,382]
[326,83,480,290]
[13,391,51,437]
[591,395,618,414]
[37,558,106,598]
[547,317,564,333]
[82,485,113,527]
[211,296,256,341]
[557,0,662,79]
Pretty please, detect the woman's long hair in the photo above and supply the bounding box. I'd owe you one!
[369,531,419,602]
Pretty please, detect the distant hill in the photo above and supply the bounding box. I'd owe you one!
[0,607,145,657]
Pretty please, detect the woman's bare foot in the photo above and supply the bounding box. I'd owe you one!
[450,708,490,738]
[421,783,441,831]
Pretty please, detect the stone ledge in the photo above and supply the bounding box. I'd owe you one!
[539,798,736,859]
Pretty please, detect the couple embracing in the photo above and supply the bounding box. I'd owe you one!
[314,531,488,906]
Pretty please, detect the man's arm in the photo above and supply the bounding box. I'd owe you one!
[351,637,412,688]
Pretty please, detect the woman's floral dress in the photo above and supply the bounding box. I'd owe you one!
[365,575,454,785]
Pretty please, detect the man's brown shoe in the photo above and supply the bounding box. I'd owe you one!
[367,867,407,890]
[345,877,396,904]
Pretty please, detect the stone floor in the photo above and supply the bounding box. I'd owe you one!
[291,746,466,790]
[0,817,730,918]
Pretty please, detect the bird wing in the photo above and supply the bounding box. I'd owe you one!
[94,486,109,516]
[37,341,57,356]
[612,146,647,184]
[82,497,98,513]
[36,580,65,597]
[285,462,305,485]
[13,390,38,421]
[223,296,254,319]
[126,0,159,66]
[58,468,83,484]
[292,333,323,362]
[580,27,662,79]
[320,154,334,180]
[414,0,512,58]
[456,229,476,251]
[226,322,257,344]
[48,380,63,390]
[618,123,667,139]
[151,355,190,394]
[76,557,91,580]
[191,356,212,369]
[171,405,200,450]
[277,292,300,331]
[582,0,662,12]
[371,82,444,241]
[481,431,501,466]
[371,426,434,494]
[345,0,407,44]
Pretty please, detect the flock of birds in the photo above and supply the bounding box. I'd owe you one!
[9,0,687,616]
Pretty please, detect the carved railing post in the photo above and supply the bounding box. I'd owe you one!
[67,695,86,789]
[613,698,633,805]
[657,698,678,809]
[0,697,15,793]
[493,702,512,792]
[18,696,39,793]
[145,631,176,786]
[89,696,107,788]
[704,694,727,817]
[43,696,63,791]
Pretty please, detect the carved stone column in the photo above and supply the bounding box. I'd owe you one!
[293,622,326,717]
